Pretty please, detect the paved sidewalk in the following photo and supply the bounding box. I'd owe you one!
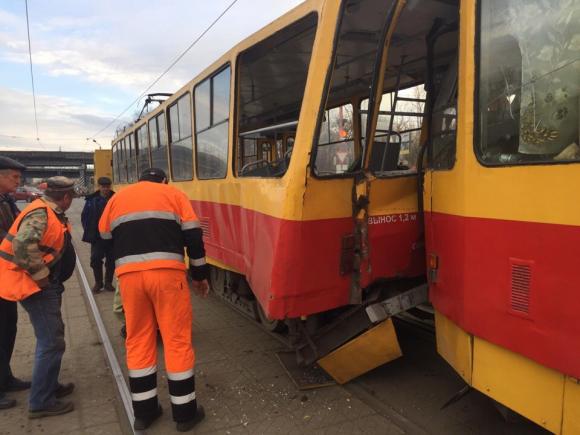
[0,203,129,434]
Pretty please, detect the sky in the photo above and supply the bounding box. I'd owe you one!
[0,0,303,151]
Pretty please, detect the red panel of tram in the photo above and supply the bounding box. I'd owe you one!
[427,211,580,379]
[192,200,423,319]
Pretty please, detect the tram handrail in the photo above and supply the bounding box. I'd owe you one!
[239,120,298,137]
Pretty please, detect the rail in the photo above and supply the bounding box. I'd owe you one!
[75,256,140,434]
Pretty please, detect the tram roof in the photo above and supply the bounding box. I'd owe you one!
[114,0,319,141]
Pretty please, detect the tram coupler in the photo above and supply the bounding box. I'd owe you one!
[365,283,429,323]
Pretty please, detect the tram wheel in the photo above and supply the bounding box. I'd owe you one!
[209,266,225,295]
[257,303,286,333]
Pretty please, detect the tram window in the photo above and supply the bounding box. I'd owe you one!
[119,138,127,183]
[361,85,426,175]
[236,14,317,178]
[112,143,118,183]
[148,113,169,175]
[429,57,458,170]
[313,0,402,178]
[477,0,579,166]
[212,68,230,125]
[195,65,230,180]
[194,81,210,132]
[113,141,121,183]
[168,93,194,181]
[314,104,356,175]
[136,125,150,174]
[117,141,124,183]
[117,142,122,183]
[127,134,137,183]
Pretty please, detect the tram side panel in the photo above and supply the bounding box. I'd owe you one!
[190,176,425,321]
[190,181,356,320]
[425,0,580,432]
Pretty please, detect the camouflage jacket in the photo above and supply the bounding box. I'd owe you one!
[12,197,67,281]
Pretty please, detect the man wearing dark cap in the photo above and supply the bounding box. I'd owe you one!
[99,168,208,432]
[81,176,115,293]
[0,176,77,418]
[0,156,31,410]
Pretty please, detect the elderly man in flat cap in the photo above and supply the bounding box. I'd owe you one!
[0,156,31,410]
[81,176,115,293]
[0,176,77,418]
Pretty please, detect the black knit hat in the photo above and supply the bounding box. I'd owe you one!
[139,168,167,183]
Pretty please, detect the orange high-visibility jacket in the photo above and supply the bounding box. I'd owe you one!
[0,199,71,301]
[98,181,208,279]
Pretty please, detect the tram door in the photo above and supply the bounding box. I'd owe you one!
[351,0,425,303]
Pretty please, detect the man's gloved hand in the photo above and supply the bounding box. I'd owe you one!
[190,279,209,298]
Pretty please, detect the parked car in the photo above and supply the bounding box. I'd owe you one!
[12,186,43,202]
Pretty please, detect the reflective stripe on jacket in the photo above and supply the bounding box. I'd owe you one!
[0,199,70,301]
[98,181,207,277]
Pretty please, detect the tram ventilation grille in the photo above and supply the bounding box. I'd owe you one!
[200,218,211,239]
[510,260,532,316]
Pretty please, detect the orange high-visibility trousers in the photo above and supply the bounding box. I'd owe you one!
[119,268,197,423]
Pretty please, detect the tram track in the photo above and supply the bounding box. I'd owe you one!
[74,251,140,435]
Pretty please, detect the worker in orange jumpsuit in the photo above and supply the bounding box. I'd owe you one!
[98,168,209,432]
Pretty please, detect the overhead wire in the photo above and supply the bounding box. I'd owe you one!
[89,0,240,140]
[24,0,40,142]
[0,133,84,142]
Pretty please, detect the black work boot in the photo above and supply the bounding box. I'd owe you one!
[104,267,115,291]
[4,376,31,392]
[0,395,16,410]
[176,405,205,432]
[134,405,162,430]
[91,267,103,293]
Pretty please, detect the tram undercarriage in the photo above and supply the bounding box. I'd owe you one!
[209,264,429,383]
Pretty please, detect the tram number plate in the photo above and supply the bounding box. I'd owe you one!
[368,213,417,225]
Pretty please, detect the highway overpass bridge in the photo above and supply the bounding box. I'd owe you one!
[0,150,94,184]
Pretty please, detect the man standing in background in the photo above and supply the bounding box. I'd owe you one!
[81,176,115,293]
[0,156,31,410]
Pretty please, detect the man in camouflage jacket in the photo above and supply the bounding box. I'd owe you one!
[7,177,78,418]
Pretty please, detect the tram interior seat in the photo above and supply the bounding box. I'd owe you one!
[239,132,294,177]
[240,150,292,177]
[369,140,402,172]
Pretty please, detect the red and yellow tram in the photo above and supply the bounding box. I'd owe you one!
[106,0,579,432]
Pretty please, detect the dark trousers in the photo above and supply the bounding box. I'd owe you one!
[90,239,115,284]
[0,297,17,390]
[20,283,66,410]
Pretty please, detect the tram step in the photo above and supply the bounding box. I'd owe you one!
[318,318,402,384]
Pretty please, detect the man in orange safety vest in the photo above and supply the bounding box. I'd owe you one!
[99,167,209,432]
[0,176,77,418]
